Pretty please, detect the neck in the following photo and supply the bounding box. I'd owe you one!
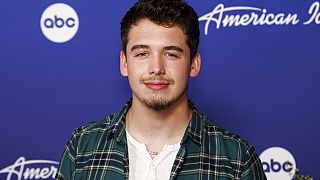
[126,94,192,153]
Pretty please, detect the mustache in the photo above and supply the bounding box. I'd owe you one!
[141,76,174,84]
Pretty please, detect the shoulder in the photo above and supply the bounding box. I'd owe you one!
[72,113,118,137]
[184,110,266,178]
[200,116,265,178]
[200,116,258,160]
[67,112,122,150]
[66,100,130,153]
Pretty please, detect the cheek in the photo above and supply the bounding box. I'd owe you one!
[127,60,145,75]
[127,63,145,86]
[168,62,190,79]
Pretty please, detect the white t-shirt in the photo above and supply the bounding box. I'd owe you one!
[126,130,180,180]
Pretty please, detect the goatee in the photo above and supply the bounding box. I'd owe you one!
[142,94,172,111]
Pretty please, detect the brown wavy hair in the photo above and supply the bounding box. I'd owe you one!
[120,0,200,60]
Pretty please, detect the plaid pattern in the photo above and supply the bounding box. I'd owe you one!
[56,99,266,180]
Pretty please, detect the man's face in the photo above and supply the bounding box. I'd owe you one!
[120,19,200,111]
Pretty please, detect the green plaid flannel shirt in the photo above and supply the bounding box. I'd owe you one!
[56,100,266,179]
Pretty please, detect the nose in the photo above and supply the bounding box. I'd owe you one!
[148,54,165,75]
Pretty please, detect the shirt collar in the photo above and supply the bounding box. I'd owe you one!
[181,100,203,146]
[106,99,203,146]
[105,100,131,144]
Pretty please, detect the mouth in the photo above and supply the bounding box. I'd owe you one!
[144,81,170,91]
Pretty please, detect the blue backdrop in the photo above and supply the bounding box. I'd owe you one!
[1,0,319,179]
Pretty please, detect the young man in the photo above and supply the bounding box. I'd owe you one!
[56,0,266,179]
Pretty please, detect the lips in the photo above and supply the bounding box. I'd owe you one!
[144,82,170,90]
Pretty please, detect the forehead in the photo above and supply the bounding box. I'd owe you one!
[126,19,188,50]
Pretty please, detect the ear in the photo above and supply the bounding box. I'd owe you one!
[189,53,201,77]
[120,51,128,77]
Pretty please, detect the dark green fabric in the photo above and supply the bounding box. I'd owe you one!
[56,99,266,180]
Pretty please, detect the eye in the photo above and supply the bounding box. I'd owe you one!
[134,52,148,58]
[164,52,179,59]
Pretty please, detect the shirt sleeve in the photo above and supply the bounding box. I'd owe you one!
[55,132,78,180]
[240,144,267,180]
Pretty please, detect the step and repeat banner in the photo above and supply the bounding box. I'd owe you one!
[1,0,319,179]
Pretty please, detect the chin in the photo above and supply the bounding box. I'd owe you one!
[142,94,172,111]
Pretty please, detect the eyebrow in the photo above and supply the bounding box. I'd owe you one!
[130,45,150,52]
[163,46,184,53]
[130,45,184,53]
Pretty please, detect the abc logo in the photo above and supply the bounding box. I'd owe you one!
[44,16,76,28]
[40,3,79,43]
[260,147,296,180]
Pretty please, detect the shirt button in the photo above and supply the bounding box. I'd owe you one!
[150,162,155,168]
